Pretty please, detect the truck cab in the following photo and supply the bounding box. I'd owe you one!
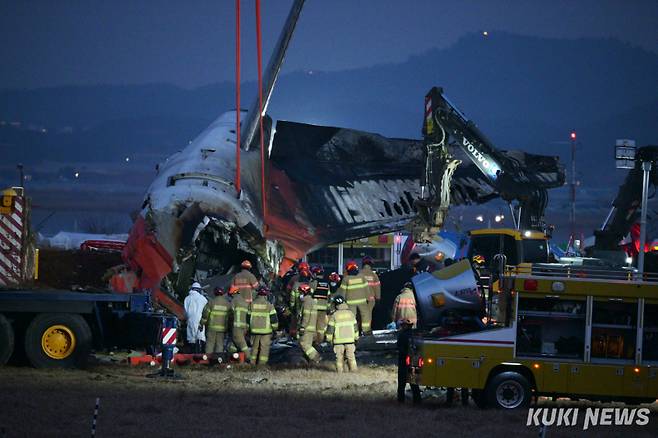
[467,228,550,268]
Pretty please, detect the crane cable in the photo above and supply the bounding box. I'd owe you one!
[234,0,241,194]
[255,0,268,231]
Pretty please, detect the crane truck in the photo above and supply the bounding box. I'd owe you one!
[0,187,175,368]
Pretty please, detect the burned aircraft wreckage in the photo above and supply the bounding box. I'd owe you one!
[117,0,565,318]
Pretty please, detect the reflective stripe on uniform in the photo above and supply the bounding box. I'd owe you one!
[346,297,367,305]
[396,298,416,308]
[341,280,366,290]
[250,302,275,334]
[233,305,248,328]
[332,312,357,344]
[209,304,228,331]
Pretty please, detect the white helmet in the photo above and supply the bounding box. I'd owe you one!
[191,282,202,291]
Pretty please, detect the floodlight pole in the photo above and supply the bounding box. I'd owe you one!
[570,134,577,240]
[638,161,652,275]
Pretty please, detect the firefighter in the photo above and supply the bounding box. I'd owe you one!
[311,265,330,344]
[338,260,371,335]
[289,262,312,312]
[248,286,279,365]
[288,262,313,336]
[328,272,341,298]
[361,256,381,331]
[228,282,251,359]
[391,283,417,328]
[184,282,208,353]
[229,260,259,304]
[201,287,229,354]
[326,295,358,372]
[298,283,321,363]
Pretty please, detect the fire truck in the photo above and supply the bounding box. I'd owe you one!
[406,263,658,408]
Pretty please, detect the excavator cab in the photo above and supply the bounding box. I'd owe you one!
[467,228,550,270]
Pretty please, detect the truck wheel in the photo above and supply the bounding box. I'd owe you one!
[24,313,92,368]
[485,371,531,409]
[0,314,14,365]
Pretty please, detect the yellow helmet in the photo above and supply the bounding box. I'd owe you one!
[472,255,485,266]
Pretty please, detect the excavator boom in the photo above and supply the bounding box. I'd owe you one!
[415,86,565,239]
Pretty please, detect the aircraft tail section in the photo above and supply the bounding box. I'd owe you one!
[241,0,306,151]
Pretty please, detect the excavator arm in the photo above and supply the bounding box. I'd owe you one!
[414,87,564,240]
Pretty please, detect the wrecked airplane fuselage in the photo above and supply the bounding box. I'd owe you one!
[122,111,284,310]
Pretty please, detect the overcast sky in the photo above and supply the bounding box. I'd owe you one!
[1,0,657,89]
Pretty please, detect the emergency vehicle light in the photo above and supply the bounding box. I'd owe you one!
[418,357,424,368]
[523,279,538,291]
[405,355,410,367]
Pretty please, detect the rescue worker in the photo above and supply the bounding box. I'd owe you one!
[289,262,312,312]
[338,260,371,335]
[229,260,259,304]
[328,271,342,298]
[391,283,417,328]
[397,319,421,403]
[326,295,358,372]
[288,262,313,336]
[361,256,381,332]
[184,282,208,353]
[298,283,321,363]
[311,265,330,344]
[228,282,251,359]
[248,286,279,365]
[200,287,229,354]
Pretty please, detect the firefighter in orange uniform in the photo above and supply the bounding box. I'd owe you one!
[229,260,259,304]
[391,283,417,328]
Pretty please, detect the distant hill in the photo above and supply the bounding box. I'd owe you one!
[1,32,657,187]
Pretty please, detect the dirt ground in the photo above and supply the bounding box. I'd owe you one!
[1,363,657,438]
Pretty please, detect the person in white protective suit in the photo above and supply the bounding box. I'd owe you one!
[184,282,208,353]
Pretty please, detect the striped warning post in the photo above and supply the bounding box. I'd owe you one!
[162,327,177,345]
[90,397,100,437]
[0,192,24,287]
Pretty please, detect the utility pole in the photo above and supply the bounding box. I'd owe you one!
[569,131,577,243]
[638,160,652,275]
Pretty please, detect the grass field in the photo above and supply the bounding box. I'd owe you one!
[1,363,657,437]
